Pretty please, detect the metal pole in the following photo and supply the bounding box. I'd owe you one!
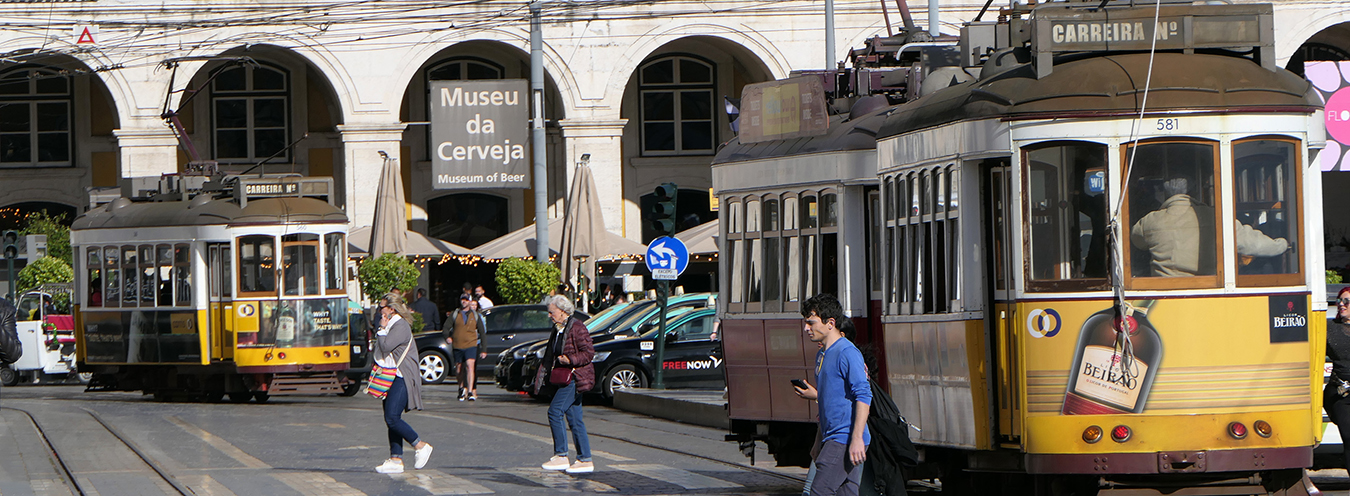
[929,0,940,36]
[824,0,836,68]
[652,280,669,389]
[531,0,549,264]
[5,259,12,301]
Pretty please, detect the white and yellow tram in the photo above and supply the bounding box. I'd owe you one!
[72,174,352,402]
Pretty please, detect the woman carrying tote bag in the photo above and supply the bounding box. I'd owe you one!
[536,294,596,473]
[372,292,433,474]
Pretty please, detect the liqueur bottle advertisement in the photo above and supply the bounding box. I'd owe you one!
[1061,300,1162,415]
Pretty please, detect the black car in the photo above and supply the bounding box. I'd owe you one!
[340,309,373,396]
[587,307,722,398]
[415,304,588,385]
[495,301,645,391]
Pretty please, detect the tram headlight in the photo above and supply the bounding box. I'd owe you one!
[1082,425,1102,444]
[1253,420,1272,438]
[1110,425,1132,443]
[1228,422,1248,440]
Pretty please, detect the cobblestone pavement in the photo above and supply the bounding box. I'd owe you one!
[0,383,806,496]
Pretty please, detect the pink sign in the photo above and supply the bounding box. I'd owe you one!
[1309,61,1350,171]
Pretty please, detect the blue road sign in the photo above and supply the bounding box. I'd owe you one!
[646,236,689,280]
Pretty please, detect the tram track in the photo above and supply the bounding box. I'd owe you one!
[1,405,192,496]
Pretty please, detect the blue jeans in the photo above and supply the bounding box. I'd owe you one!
[384,376,420,458]
[547,381,591,461]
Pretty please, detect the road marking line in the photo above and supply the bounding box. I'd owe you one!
[165,416,270,469]
[413,412,636,462]
[283,423,346,429]
[274,472,365,496]
[31,479,75,496]
[390,469,492,495]
[500,467,616,493]
[177,475,237,496]
[611,464,742,489]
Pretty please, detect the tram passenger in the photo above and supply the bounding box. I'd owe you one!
[1234,217,1291,272]
[372,292,433,474]
[1130,178,1215,277]
[1326,287,1350,474]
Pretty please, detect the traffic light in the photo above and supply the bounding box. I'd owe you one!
[649,183,678,237]
[2,231,16,260]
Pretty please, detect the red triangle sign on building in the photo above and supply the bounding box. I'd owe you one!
[77,27,95,44]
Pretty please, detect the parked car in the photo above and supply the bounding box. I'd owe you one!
[416,304,588,385]
[494,301,636,391]
[1,289,83,387]
[508,293,717,394]
[587,307,722,398]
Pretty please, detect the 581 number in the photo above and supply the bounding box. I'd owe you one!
[1156,118,1180,131]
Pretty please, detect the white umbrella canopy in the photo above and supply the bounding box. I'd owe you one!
[347,226,475,257]
[474,217,646,262]
[560,163,604,288]
[674,218,719,255]
[368,155,407,256]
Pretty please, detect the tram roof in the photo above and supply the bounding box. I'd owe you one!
[73,195,348,230]
[711,99,892,165]
[876,52,1317,140]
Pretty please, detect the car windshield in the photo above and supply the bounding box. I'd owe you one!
[585,302,632,329]
[605,301,659,334]
[639,310,709,339]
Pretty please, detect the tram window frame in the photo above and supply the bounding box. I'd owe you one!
[282,234,320,296]
[121,245,138,306]
[801,194,819,305]
[746,196,763,312]
[762,195,781,312]
[237,235,278,297]
[104,246,120,308]
[174,244,191,306]
[156,244,174,306]
[1021,141,1111,292]
[886,166,960,316]
[819,191,839,298]
[324,232,346,294]
[1121,139,1224,290]
[783,194,802,312]
[725,197,745,311]
[86,247,101,307]
[139,245,156,307]
[1232,136,1303,287]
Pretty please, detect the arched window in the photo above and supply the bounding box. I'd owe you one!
[427,193,509,248]
[638,55,715,155]
[428,58,504,81]
[211,63,290,162]
[0,67,72,167]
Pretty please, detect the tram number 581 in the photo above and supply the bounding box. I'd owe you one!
[1156,118,1180,131]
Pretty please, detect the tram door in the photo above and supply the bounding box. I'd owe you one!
[207,244,234,360]
[983,160,1021,442]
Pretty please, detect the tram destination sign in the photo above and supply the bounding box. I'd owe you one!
[429,79,529,190]
[737,76,829,144]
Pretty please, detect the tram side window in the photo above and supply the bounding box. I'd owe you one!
[801,195,818,300]
[139,245,156,306]
[157,245,173,306]
[104,247,119,307]
[175,244,191,306]
[762,197,780,310]
[324,233,345,292]
[121,246,138,306]
[747,198,762,304]
[820,192,838,297]
[86,248,102,307]
[783,196,800,306]
[1126,141,1220,285]
[1233,139,1300,284]
[238,235,276,294]
[1024,142,1109,290]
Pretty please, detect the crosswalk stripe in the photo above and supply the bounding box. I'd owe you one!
[177,475,238,496]
[31,479,75,496]
[390,469,493,495]
[165,417,270,469]
[274,472,365,496]
[412,412,635,462]
[610,464,742,489]
[500,467,616,493]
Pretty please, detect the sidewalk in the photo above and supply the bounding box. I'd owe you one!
[0,407,74,496]
[611,388,728,429]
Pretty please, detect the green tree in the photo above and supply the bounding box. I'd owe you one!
[20,211,71,267]
[17,256,74,312]
[494,257,560,304]
[356,253,420,302]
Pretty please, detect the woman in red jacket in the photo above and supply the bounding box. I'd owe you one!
[536,294,595,473]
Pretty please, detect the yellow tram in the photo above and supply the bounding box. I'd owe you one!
[72,174,352,402]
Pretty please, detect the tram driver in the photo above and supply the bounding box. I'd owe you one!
[1131,177,1290,277]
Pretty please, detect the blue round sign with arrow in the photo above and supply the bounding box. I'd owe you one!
[646,236,689,280]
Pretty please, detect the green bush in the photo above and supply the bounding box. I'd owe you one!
[356,253,419,303]
[495,257,560,304]
[1331,269,1344,285]
[20,211,71,267]
[18,256,74,312]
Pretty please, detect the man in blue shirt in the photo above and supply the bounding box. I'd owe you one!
[793,294,871,496]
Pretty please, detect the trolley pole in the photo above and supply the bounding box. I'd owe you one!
[652,279,669,389]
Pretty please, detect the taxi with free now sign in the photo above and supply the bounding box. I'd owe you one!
[588,307,722,398]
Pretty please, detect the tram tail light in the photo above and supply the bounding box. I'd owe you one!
[1253,420,1272,438]
[1111,425,1132,443]
[324,351,332,358]
[1228,422,1248,439]
[1082,425,1103,444]
[278,352,287,360]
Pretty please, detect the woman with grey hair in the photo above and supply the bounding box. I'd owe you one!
[372,292,433,474]
[536,294,596,473]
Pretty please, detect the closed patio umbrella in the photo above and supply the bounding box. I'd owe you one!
[560,162,604,291]
[368,153,407,256]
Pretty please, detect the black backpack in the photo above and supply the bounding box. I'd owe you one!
[0,299,21,365]
[866,380,919,495]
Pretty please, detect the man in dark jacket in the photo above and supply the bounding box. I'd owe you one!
[0,297,22,405]
[410,288,441,332]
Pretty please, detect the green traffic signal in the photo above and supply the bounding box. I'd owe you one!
[2,230,16,260]
[648,183,678,237]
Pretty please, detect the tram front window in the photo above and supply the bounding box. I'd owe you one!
[324,233,345,293]
[1233,138,1299,283]
[282,234,318,296]
[1126,141,1219,283]
[1024,142,1109,290]
[238,235,276,294]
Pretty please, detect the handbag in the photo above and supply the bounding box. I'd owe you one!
[366,335,415,400]
[548,324,574,386]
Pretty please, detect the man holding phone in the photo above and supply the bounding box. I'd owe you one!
[793,294,871,496]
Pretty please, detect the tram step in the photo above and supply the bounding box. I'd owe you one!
[267,373,342,395]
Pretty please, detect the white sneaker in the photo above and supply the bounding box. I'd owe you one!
[376,458,404,474]
[414,443,433,469]
[541,455,570,470]
[566,461,594,474]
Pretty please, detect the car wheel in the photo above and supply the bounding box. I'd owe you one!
[75,371,94,384]
[253,392,270,403]
[419,350,448,385]
[0,366,17,387]
[340,382,362,397]
[228,392,252,403]
[604,364,646,398]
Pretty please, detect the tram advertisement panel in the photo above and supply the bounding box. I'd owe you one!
[83,311,201,363]
[243,298,348,348]
[1017,296,1316,416]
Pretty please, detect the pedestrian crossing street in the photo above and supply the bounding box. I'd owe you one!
[0,463,796,496]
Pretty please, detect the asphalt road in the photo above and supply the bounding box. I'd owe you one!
[0,383,807,496]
